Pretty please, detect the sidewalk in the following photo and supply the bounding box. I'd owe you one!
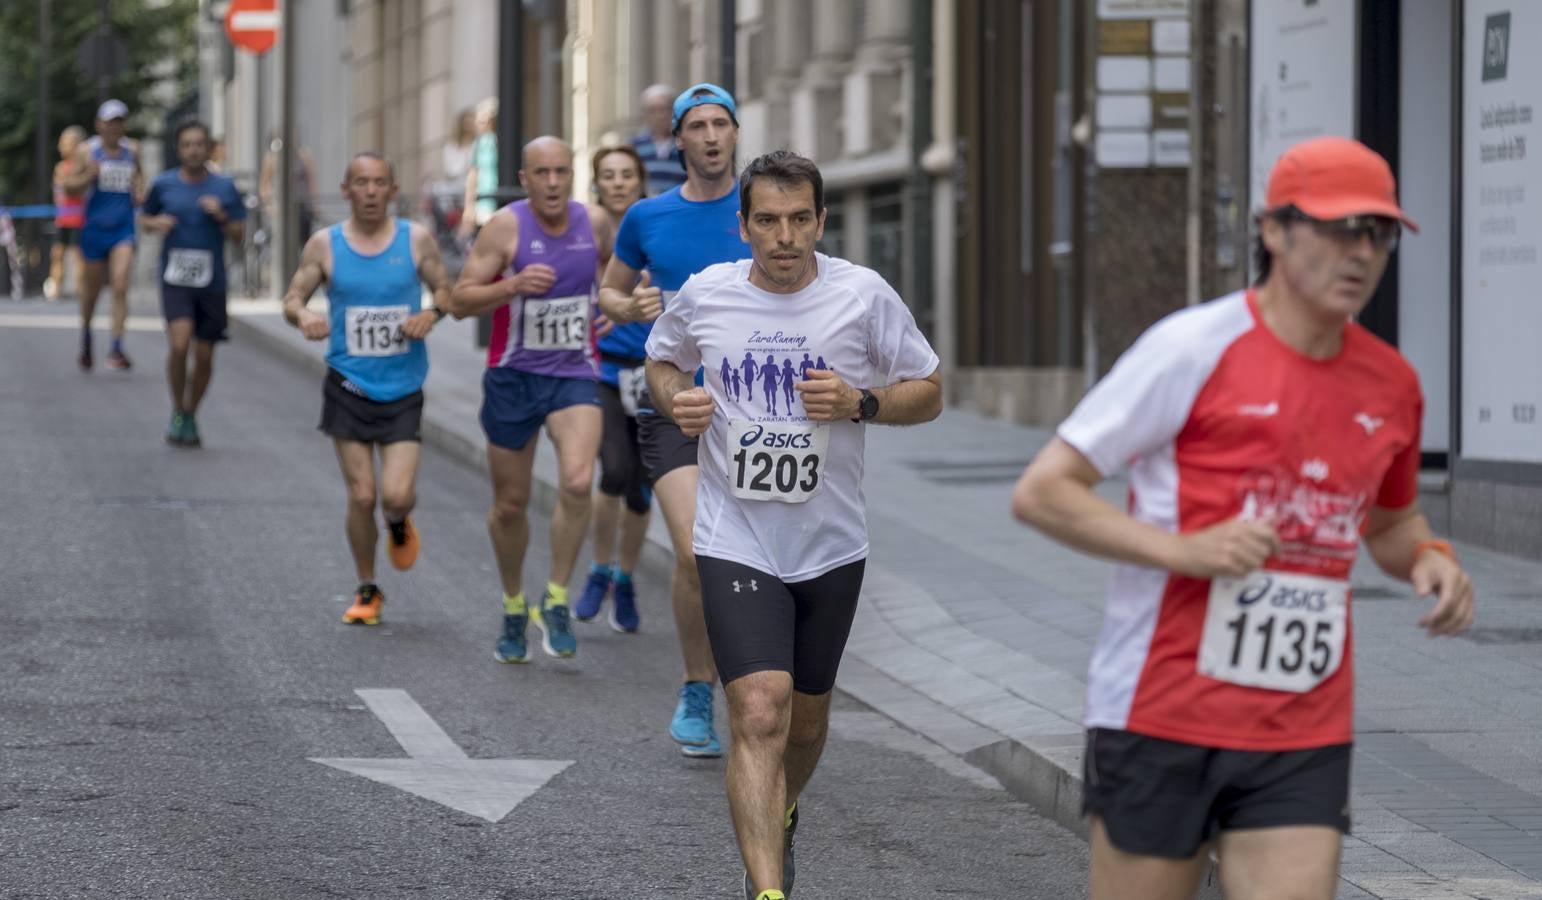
[231,305,1542,900]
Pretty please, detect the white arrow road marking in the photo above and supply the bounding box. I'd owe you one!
[309,689,573,823]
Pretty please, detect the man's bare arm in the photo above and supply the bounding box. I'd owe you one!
[645,358,698,422]
[412,223,453,311]
[448,211,520,318]
[282,231,330,324]
[63,144,95,193]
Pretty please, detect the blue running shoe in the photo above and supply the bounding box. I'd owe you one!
[670,681,714,747]
[574,567,611,621]
[609,578,639,633]
[494,613,528,663]
[532,593,577,657]
[680,729,722,759]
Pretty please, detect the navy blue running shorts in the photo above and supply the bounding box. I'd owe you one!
[479,367,599,451]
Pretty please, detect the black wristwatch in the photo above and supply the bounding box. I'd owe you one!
[431,305,448,321]
[854,388,879,422]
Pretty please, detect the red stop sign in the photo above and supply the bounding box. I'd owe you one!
[225,0,279,55]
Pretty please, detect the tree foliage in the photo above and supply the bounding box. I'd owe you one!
[0,0,198,203]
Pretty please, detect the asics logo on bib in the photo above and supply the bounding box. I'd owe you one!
[1236,575,1330,613]
[356,309,403,324]
[738,424,814,450]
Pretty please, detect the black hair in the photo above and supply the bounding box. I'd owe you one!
[739,150,825,218]
[173,119,210,146]
[1251,205,1301,285]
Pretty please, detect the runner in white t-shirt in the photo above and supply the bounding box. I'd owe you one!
[646,151,941,900]
[1012,137,1474,900]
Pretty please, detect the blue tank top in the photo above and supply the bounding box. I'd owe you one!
[325,219,428,402]
[84,136,137,232]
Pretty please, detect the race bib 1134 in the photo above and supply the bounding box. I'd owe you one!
[345,305,410,357]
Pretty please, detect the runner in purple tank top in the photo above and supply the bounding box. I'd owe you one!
[449,136,615,664]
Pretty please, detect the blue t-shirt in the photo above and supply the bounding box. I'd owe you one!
[602,184,749,386]
[142,169,245,292]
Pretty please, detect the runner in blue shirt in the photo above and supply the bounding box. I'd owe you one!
[280,153,454,628]
[140,121,246,448]
[599,83,750,762]
[65,99,143,371]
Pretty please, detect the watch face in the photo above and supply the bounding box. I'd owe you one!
[861,391,879,419]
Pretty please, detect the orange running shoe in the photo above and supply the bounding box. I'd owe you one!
[387,517,420,571]
[342,585,385,625]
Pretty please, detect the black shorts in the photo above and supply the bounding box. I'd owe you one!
[598,382,652,514]
[162,286,229,343]
[318,368,423,445]
[637,407,698,482]
[56,226,80,247]
[698,556,865,696]
[1082,728,1352,859]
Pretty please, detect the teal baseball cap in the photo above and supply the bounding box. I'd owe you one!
[671,83,738,133]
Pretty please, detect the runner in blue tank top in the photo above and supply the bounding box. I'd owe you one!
[598,83,751,761]
[280,153,454,627]
[140,120,246,449]
[449,136,615,664]
[64,100,143,371]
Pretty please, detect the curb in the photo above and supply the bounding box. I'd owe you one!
[229,312,1222,894]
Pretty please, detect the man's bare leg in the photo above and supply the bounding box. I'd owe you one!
[543,403,602,588]
[165,319,193,411]
[333,440,379,584]
[1216,826,1341,900]
[487,440,539,597]
[653,465,716,683]
[1089,817,1207,900]
[591,491,621,568]
[725,671,793,895]
[187,340,216,413]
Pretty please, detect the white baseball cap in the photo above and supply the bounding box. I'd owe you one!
[97,99,128,121]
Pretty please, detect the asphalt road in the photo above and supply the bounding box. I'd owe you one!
[0,303,1089,899]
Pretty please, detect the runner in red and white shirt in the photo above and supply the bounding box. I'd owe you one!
[1013,136,1474,900]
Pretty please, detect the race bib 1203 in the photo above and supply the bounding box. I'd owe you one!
[726,420,829,504]
[1197,570,1348,694]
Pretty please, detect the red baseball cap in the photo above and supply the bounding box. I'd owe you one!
[1264,136,1418,233]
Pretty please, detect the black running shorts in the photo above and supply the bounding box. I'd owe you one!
[598,382,652,514]
[1082,728,1352,859]
[318,368,424,445]
[637,406,698,483]
[698,556,865,696]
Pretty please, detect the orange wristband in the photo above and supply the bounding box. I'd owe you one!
[1414,539,1456,563]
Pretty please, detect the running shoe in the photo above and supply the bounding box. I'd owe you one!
[531,591,577,657]
[670,681,714,747]
[387,516,420,571]
[494,612,529,663]
[165,411,189,446]
[106,348,131,370]
[609,578,639,633]
[342,585,384,625]
[680,729,722,759]
[180,413,202,448]
[574,567,611,621]
[743,880,786,900]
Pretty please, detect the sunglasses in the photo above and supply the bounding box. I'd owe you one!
[1281,210,1401,251]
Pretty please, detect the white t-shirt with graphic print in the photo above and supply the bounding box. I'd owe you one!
[646,253,939,582]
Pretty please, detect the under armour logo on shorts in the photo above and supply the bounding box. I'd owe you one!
[732,579,758,593]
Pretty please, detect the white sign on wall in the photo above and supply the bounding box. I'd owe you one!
[1249,0,1358,210]
[1098,0,1188,19]
[1462,1,1542,463]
